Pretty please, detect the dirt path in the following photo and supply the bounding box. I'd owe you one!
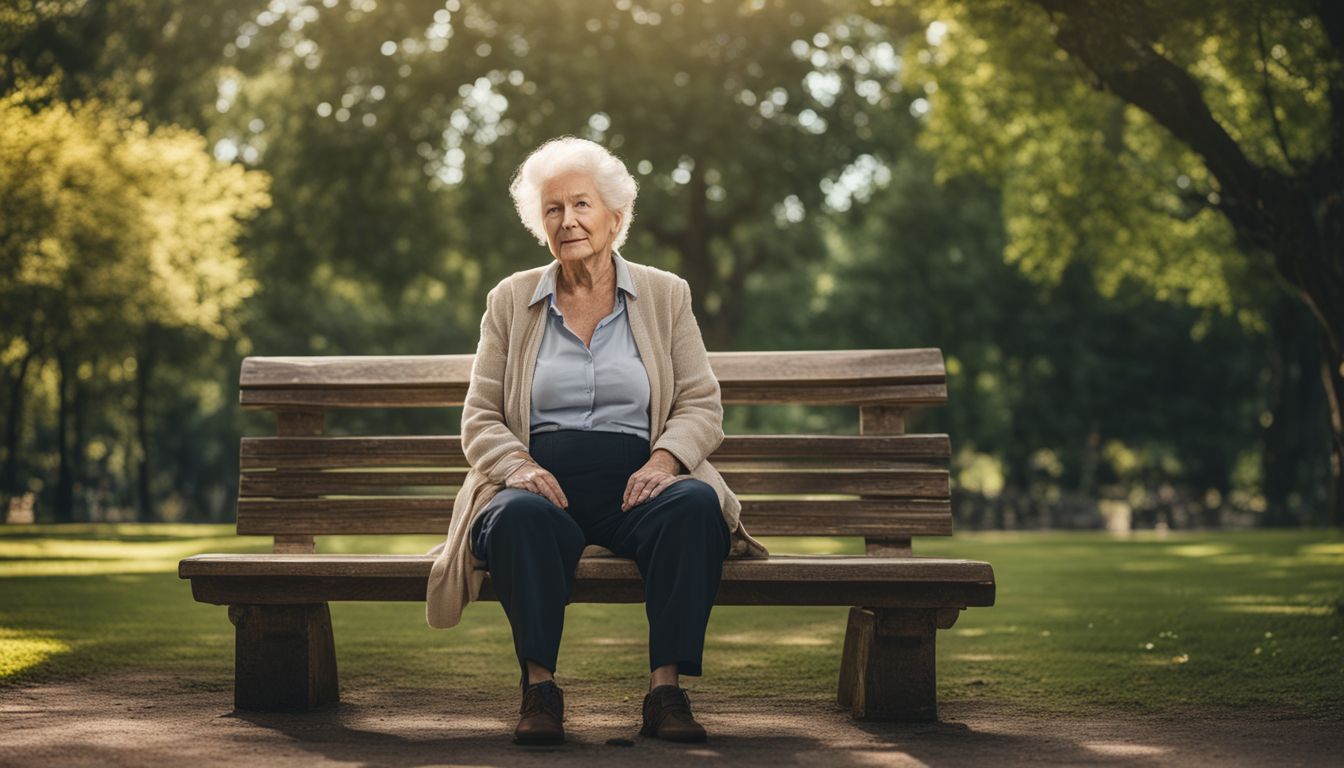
[1,672,1340,767]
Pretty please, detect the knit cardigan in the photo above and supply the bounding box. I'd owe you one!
[425,257,770,629]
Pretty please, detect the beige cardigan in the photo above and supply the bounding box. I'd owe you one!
[425,256,770,629]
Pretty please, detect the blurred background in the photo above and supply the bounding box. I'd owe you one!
[1,0,1337,531]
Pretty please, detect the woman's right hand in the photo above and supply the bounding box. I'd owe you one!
[504,460,569,509]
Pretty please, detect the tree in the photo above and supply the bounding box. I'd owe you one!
[885,0,1341,525]
[0,82,269,521]
[1,0,1295,528]
[217,0,920,347]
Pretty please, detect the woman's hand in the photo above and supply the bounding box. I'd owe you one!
[622,449,683,512]
[505,460,569,509]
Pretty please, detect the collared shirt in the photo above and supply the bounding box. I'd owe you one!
[527,251,652,439]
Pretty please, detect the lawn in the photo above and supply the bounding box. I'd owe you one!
[1,525,1341,717]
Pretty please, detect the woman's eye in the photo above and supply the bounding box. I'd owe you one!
[577,200,589,207]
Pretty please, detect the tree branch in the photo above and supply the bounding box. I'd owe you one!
[1031,0,1344,360]
[1256,9,1296,168]
[1316,0,1344,162]
[1033,0,1286,244]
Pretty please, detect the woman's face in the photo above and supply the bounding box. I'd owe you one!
[540,169,622,264]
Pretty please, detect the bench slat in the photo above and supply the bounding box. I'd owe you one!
[180,553,989,580]
[239,383,947,408]
[235,430,954,538]
[237,350,947,408]
[188,573,993,609]
[239,434,952,469]
[180,553,994,608]
[235,498,953,536]
[240,350,944,388]
[238,468,949,498]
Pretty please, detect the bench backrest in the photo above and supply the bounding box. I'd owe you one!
[236,350,951,556]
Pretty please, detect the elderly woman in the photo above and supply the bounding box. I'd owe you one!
[425,136,768,746]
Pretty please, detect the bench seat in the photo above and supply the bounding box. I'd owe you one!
[179,553,996,607]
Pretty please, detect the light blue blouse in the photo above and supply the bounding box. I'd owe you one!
[528,251,652,440]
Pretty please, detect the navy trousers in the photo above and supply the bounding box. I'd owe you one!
[469,430,732,690]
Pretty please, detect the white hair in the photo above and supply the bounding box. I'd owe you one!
[508,136,638,251]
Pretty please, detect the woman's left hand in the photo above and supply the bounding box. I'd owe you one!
[622,449,683,511]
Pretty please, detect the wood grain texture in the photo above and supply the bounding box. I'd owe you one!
[239,470,469,496]
[190,575,994,608]
[275,410,325,437]
[239,382,947,408]
[239,434,951,469]
[228,603,337,711]
[837,607,941,721]
[190,346,993,723]
[237,350,948,408]
[865,539,916,557]
[240,436,461,468]
[237,468,949,498]
[859,404,918,556]
[234,427,955,539]
[860,406,906,435]
[240,350,944,388]
[270,410,324,555]
[234,498,955,537]
[180,553,994,583]
[272,535,316,554]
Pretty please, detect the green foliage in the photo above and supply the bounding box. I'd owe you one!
[0,0,1325,524]
[0,78,270,522]
[202,0,924,349]
[884,0,1317,330]
[0,82,269,340]
[742,149,1268,495]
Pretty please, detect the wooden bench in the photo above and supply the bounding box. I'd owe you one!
[178,349,995,721]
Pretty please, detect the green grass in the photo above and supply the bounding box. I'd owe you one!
[1,525,1341,716]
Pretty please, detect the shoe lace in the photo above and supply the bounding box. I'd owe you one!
[522,681,563,718]
[653,686,695,722]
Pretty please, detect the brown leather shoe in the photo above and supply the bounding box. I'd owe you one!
[514,680,565,745]
[639,684,708,742]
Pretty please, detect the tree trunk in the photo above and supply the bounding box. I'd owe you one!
[122,422,135,516]
[646,156,762,350]
[1262,297,1330,525]
[1291,173,1344,528]
[1,339,36,520]
[54,347,74,523]
[1040,0,1344,527]
[72,357,89,522]
[1318,337,1344,528]
[678,163,722,345]
[135,323,159,523]
[1077,424,1101,498]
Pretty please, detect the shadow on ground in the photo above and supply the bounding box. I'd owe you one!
[1,672,1340,767]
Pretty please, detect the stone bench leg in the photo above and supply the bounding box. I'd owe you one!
[837,606,960,722]
[228,603,339,711]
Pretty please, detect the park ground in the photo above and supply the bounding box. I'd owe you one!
[1,527,1342,766]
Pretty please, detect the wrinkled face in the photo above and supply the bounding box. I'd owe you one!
[540,169,622,264]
